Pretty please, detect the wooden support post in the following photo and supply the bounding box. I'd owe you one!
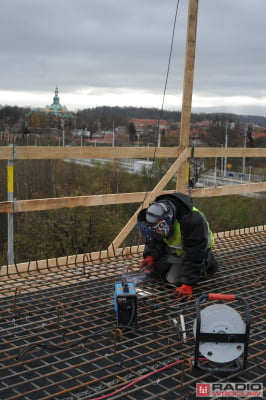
[176,0,199,192]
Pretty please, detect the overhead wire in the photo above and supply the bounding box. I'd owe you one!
[142,0,180,202]
[109,0,181,250]
[157,0,180,139]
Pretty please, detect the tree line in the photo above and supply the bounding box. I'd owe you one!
[0,105,265,265]
[1,104,266,134]
[0,158,265,265]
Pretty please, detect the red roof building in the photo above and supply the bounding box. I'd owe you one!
[130,118,169,135]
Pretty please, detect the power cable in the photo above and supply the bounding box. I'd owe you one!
[16,325,191,360]
[158,0,180,140]
[86,357,206,400]
[142,0,180,199]
[110,0,181,255]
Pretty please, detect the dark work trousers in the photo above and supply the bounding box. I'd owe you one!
[153,253,183,284]
[152,249,218,284]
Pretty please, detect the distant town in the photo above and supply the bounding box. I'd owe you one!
[1,86,266,150]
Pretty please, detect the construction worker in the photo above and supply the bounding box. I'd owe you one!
[137,192,218,298]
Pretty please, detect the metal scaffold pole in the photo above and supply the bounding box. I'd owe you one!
[7,144,15,265]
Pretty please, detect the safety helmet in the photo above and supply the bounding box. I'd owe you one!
[146,202,173,223]
[137,201,174,239]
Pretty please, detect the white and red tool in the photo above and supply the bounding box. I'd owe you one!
[194,293,250,372]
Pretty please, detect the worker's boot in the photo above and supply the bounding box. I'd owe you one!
[205,250,219,275]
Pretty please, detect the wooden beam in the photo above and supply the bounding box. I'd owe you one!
[10,192,148,212]
[177,0,199,191]
[0,202,13,213]
[0,147,13,159]
[188,182,266,197]
[194,147,266,158]
[0,146,264,160]
[0,146,181,160]
[0,181,265,214]
[179,0,199,149]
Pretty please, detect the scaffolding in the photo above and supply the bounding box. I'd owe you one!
[0,1,265,398]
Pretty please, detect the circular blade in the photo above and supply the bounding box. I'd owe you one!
[194,304,246,363]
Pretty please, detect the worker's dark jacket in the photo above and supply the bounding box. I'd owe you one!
[138,193,214,286]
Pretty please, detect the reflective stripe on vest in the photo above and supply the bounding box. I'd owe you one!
[163,206,214,256]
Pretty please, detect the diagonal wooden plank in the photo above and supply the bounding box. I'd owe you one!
[108,148,190,254]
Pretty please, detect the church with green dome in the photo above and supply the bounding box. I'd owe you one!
[44,86,73,117]
[33,86,74,118]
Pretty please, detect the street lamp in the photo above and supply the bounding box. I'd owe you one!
[62,119,65,147]
[242,125,247,175]
[147,143,153,161]
[112,121,115,147]
[214,157,217,187]
[248,165,252,182]
[223,121,228,177]
[80,131,83,147]
[157,121,162,147]
[220,144,223,173]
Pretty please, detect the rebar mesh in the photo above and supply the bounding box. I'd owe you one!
[0,227,265,400]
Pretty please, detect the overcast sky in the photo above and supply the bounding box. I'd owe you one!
[0,0,265,116]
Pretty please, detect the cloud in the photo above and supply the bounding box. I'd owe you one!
[0,0,265,116]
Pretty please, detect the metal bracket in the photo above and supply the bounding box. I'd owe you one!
[13,144,17,160]
[13,197,17,213]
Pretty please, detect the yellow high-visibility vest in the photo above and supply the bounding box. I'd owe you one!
[163,207,214,256]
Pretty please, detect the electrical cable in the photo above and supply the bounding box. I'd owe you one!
[141,0,181,203]
[16,328,112,360]
[16,272,190,360]
[85,357,206,400]
[106,0,181,253]
[158,0,180,133]
[16,324,191,360]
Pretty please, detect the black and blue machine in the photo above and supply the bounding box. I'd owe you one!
[114,277,137,327]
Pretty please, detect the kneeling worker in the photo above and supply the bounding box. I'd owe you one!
[137,192,218,298]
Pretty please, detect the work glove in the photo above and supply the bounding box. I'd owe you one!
[174,284,193,298]
[140,256,154,273]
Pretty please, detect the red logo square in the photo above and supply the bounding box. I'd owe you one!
[196,383,210,397]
